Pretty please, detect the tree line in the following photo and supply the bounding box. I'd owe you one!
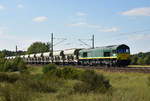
[131,52,150,65]
[1,41,150,65]
[0,42,50,58]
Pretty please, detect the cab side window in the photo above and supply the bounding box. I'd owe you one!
[83,52,87,57]
[112,50,116,54]
[104,52,110,57]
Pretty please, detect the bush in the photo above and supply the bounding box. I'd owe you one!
[18,59,28,74]
[0,57,27,72]
[73,70,111,93]
[45,68,62,78]
[17,74,57,93]
[44,66,83,80]
[3,61,12,72]
[73,81,91,93]
[61,67,82,79]
[0,83,33,101]
[42,64,56,74]
[0,73,8,82]
[0,73,20,83]
[11,57,22,71]
[0,58,6,71]
[0,59,12,72]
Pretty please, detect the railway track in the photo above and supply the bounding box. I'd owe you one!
[29,64,150,73]
[76,66,150,73]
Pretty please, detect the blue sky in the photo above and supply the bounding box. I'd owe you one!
[0,0,150,54]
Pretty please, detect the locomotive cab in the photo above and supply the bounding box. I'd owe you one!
[116,44,130,66]
[116,44,130,60]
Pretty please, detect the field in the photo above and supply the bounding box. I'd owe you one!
[37,68,150,101]
[1,65,150,101]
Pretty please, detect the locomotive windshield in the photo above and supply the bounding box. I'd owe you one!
[117,49,130,53]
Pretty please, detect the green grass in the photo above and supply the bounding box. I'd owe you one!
[128,65,150,67]
[35,72,150,101]
[31,65,150,101]
[1,65,150,101]
[97,71,150,101]
[27,65,43,74]
[32,65,150,101]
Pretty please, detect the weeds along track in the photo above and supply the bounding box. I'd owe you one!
[28,64,150,73]
[76,66,150,73]
[59,65,150,73]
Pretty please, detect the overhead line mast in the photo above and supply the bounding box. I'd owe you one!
[16,45,18,56]
[51,33,53,63]
[92,34,94,49]
[78,34,95,49]
[50,33,67,63]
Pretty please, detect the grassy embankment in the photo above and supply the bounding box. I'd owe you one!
[128,65,150,67]
[1,65,150,101]
[35,67,150,101]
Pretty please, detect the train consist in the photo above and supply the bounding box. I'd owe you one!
[6,44,131,67]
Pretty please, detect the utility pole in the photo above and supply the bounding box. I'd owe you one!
[92,34,94,49]
[51,33,54,63]
[16,45,18,56]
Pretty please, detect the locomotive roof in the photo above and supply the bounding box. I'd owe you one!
[80,44,129,52]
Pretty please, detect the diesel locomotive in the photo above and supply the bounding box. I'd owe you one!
[6,44,131,67]
[78,44,130,66]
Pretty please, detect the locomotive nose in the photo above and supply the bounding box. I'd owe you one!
[117,53,130,60]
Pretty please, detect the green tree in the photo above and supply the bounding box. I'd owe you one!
[138,52,144,57]
[131,55,138,65]
[0,50,8,58]
[27,42,49,54]
[137,57,144,65]
[0,49,25,58]
[131,52,150,65]
[144,56,150,65]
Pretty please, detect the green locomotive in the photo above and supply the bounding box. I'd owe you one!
[79,44,130,66]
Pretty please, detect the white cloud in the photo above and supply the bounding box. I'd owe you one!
[17,4,24,8]
[71,22,100,29]
[32,16,48,23]
[87,24,101,29]
[99,27,119,32]
[71,22,87,26]
[71,22,118,32]
[128,34,150,42]
[0,5,5,11]
[122,7,150,16]
[76,12,86,16]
